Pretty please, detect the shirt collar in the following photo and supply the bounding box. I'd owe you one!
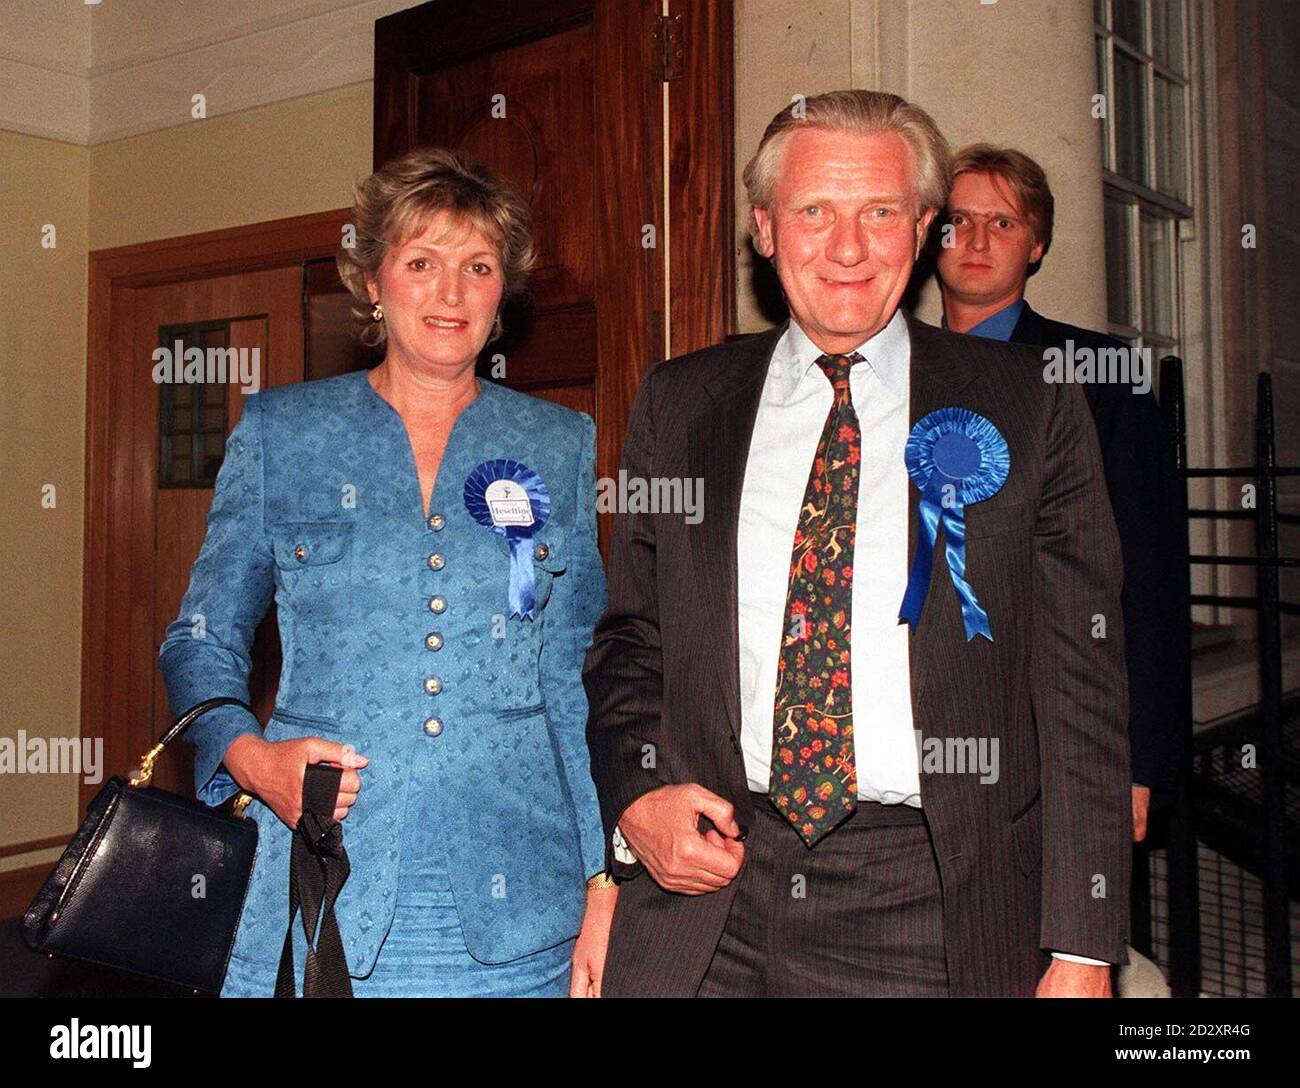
[940,297,1025,341]
[776,308,910,403]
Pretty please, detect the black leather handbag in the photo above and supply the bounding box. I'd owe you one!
[21,698,261,994]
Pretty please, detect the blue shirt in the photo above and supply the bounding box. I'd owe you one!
[941,298,1025,342]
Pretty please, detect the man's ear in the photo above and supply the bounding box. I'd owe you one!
[914,207,938,258]
[752,206,776,259]
[1029,237,1045,265]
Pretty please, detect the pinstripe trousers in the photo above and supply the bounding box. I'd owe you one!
[697,793,950,997]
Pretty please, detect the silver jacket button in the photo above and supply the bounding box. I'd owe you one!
[423,717,443,736]
[427,553,445,570]
[429,595,447,614]
[294,544,308,562]
[425,632,443,651]
[428,514,445,531]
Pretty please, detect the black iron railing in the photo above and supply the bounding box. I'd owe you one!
[1158,359,1298,997]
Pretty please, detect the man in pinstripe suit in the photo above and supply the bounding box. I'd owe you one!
[583,91,1131,997]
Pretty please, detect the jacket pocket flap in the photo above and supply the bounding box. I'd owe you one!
[271,523,353,569]
[529,535,567,574]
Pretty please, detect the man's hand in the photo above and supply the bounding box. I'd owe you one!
[1132,784,1151,843]
[618,784,744,895]
[1036,958,1113,997]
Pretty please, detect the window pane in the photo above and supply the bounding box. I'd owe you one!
[157,321,229,487]
[1114,0,1145,49]
[200,433,225,485]
[201,396,226,432]
[1151,0,1185,73]
[1154,76,1187,201]
[1141,212,1175,338]
[1105,197,1135,327]
[1096,36,1112,170]
[1114,49,1148,184]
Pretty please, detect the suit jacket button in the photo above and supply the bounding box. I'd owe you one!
[425,632,443,651]
[533,543,549,561]
[428,514,445,531]
[424,717,443,737]
[429,595,447,614]
[424,676,442,695]
[294,544,308,562]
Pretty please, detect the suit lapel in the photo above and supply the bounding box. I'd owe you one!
[687,324,786,743]
[904,314,982,710]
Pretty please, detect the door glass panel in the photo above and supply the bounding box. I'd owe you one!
[158,322,231,487]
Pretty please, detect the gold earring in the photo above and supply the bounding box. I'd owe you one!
[370,299,383,321]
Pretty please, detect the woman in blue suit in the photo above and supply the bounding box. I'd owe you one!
[159,148,615,997]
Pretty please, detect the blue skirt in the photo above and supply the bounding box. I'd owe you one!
[222,739,573,998]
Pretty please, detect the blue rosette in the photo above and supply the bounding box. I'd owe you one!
[463,459,551,620]
[898,408,1010,641]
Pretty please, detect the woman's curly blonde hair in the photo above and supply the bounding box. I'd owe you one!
[336,147,537,348]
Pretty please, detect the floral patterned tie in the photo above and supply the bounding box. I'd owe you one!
[769,352,862,846]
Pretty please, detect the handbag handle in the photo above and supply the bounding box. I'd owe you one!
[129,698,257,816]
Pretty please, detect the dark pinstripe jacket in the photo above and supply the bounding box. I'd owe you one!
[583,314,1132,997]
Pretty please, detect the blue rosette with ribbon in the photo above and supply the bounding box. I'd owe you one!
[463,459,551,620]
[898,408,1010,642]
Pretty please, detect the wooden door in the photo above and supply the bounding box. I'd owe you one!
[375,0,666,503]
[122,267,301,796]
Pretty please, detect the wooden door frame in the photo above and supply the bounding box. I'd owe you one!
[666,0,736,355]
[79,210,349,819]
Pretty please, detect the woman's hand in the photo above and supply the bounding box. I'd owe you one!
[569,883,618,997]
[223,734,369,829]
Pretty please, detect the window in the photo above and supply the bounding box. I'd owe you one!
[1095,0,1190,361]
[158,322,230,487]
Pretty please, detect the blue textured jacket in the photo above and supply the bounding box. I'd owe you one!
[159,371,607,975]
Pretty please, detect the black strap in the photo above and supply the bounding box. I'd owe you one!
[275,763,353,998]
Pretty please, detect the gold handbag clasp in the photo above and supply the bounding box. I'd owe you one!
[128,742,255,819]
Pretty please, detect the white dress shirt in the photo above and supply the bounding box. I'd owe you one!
[738,309,918,804]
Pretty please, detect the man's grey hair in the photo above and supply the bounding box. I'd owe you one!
[741,90,952,244]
